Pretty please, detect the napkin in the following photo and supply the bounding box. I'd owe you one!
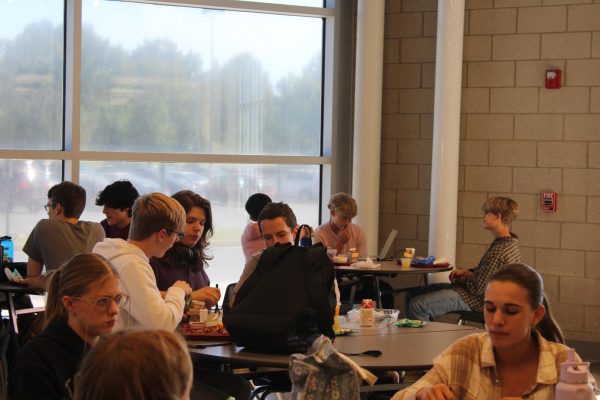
[350,257,380,269]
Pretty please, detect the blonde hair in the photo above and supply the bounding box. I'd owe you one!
[481,197,519,225]
[45,253,119,327]
[128,192,186,241]
[73,330,192,400]
[327,192,357,219]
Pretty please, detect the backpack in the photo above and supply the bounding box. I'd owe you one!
[223,238,336,354]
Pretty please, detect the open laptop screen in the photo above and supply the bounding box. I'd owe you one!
[376,229,398,261]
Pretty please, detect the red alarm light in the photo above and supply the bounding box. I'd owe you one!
[545,70,561,89]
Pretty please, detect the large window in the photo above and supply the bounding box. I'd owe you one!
[0,0,337,287]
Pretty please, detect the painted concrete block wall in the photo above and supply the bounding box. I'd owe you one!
[381,0,600,342]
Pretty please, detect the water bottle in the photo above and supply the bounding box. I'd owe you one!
[555,348,595,400]
[0,236,13,263]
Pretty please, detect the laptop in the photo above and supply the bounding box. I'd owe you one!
[375,229,398,261]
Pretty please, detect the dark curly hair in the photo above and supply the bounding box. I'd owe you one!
[95,180,139,216]
[171,190,213,268]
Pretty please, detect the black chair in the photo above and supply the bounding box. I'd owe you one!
[454,310,484,326]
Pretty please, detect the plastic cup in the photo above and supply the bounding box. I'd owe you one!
[401,258,411,269]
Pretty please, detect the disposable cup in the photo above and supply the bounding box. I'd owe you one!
[400,258,411,269]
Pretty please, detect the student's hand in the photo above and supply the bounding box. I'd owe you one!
[193,287,221,308]
[449,268,470,284]
[172,280,192,296]
[25,275,46,290]
[335,226,351,253]
[416,384,455,400]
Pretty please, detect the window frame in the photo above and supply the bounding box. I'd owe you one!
[0,0,345,223]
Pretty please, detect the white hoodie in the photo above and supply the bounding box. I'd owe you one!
[93,238,185,331]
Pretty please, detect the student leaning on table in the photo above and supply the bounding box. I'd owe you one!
[314,192,367,256]
[94,192,250,400]
[10,253,124,400]
[93,192,192,330]
[150,190,221,308]
[392,264,597,400]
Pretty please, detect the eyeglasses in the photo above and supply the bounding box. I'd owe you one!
[44,203,53,212]
[165,228,185,241]
[72,293,129,310]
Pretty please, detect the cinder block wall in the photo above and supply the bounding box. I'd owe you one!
[381,0,600,342]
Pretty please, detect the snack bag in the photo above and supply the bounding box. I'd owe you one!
[394,318,426,328]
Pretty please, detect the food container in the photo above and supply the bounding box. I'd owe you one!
[359,299,375,327]
[348,248,359,263]
[344,308,400,330]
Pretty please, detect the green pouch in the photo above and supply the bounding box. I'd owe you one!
[394,318,426,328]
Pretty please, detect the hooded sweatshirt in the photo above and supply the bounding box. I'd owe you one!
[93,238,185,331]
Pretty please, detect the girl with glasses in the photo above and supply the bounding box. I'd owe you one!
[10,253,123,400]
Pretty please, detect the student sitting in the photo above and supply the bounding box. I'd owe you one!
[95,192,249,400]
[151,190,220,308]
[314,192,367,256]
[392,264,596,400]
[24,181,105,289]
[95,180,139,240]
[241,192,272,262]
[73,330,193,400]
[10,253,124,400]
[231,201,339,307]
[406,197,521,321]
[93,192,192,330]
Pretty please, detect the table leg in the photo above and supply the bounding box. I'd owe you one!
[7,293,18,335]
[373,275,382,308]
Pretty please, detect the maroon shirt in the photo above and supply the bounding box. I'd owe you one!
[100,219,130,240]
[149,244,210,292]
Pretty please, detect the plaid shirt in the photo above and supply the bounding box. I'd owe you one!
[454,233,521,311]
[392,332,596,400]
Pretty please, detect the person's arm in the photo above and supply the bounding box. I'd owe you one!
[120,261,188,331]
[312,228,329,249]
[192,286,221,307]
[10,349,62,400]
[462,243,514,297]
[229,255,259,308]
[391,361,453,400]
[354,225,367,256]
[449,268,473,286]
[334,226,351,254]
[25,257,46,289]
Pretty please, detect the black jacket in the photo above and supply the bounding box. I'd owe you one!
[9,318,89,400]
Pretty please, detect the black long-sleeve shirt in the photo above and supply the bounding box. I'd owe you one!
[9,318,89,400]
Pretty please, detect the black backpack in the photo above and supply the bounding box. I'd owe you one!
[223,238,336,353]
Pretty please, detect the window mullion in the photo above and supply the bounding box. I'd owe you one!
[64,0,82,182]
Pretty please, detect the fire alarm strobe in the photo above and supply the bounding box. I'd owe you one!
[545,70,561,89]
[541,192,557,212]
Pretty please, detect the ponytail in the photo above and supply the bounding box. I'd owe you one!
[490,263,565,344]
[536,296,564,344]
[43,253,119,327]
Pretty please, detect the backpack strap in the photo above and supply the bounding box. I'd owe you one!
[294,224,313,247]
[303,246,336,339]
